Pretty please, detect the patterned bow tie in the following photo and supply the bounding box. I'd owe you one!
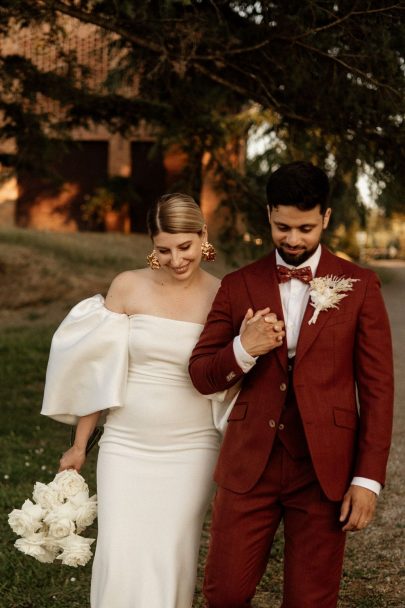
[276,265,313,284]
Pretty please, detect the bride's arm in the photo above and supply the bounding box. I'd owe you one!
[58,411,101,472]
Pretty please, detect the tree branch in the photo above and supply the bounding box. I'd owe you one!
[194,63,312,125]
[295,3,404,39]
[295,40,402,99]
[296,5,357,38]
[352,4,405,16]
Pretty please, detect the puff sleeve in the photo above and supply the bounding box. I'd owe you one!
[41,295,129,425]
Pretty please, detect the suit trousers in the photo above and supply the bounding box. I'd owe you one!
[204,438,347,608]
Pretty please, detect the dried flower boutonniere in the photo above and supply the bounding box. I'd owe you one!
[308,275,359,325]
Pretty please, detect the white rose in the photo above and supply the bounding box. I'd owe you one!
[8,500,43,537]
[32,481,61,510]
[22,498,43,519]
[15,532,55,563]
[45,501,77,522]
[68,490,91,508]
[44,502,77,539]
[47,480,65,502]
[56,534,95,567]
[48,518,75,539]
[53,470,88,499]
[75,496,97,533]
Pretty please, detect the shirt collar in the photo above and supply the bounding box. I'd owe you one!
[275,244,321,276]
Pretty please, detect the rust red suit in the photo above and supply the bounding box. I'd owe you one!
[189,246,393,607]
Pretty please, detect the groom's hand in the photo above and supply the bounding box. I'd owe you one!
[339,485,377,532]
[240,308,285,357]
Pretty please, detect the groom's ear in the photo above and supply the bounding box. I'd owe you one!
[266,205,271,224]
[323,208,332,229]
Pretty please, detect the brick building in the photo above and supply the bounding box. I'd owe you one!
[0,17,228,234]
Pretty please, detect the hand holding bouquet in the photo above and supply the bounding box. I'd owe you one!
[8,470,97,567]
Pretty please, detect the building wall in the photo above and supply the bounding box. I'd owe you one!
[0,18,231,234]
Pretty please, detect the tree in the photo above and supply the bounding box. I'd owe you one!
[0,1,404,241]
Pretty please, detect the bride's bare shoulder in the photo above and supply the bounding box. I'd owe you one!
[105,269,150,312]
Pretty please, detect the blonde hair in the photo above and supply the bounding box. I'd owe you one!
[147,193,205,237]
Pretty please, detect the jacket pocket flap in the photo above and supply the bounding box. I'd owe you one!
[228,402,248,421]
[333,407,358,430]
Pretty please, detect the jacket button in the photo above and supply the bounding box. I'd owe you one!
[269,419,276,428]
[280,382,287,391]
[278,423,285,430]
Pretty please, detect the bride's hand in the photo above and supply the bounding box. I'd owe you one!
[239,307,271,335]
[59,445,86,472]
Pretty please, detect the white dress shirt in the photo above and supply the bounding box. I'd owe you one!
[232,245,381,495]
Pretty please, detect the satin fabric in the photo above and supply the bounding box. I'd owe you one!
[41,295,231,430]
[41,295,129,425]
[92,314,220,607]
[41,297,235,607]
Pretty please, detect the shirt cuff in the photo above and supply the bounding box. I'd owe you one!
[233,335,257,373]
[351,477,381,496]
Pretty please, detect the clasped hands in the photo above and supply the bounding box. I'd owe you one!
[240,307,285,357]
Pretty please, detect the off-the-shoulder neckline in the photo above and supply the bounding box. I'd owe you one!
[128,313,204,326]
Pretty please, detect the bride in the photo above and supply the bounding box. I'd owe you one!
[41,193,240,607]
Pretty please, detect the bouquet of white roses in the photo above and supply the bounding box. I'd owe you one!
[8,469,97,567]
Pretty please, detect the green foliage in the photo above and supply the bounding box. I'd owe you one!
[80,176,140,228]
[0,1,404,236]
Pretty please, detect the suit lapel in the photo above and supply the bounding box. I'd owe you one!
[295,246,344,368]
[243,252,288,372]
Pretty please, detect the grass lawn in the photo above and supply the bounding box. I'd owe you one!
[0,229,146,607]
[1,228,403,607]
[1,324,98,607]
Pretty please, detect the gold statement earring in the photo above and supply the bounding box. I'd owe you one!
[146,250,161,270]
[201,241,216,262]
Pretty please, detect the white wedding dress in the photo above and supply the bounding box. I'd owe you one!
[41,295,229,608]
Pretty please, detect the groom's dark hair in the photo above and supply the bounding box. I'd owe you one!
[266,161,330,214]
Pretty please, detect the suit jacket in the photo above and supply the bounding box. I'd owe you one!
[189,246,394,501]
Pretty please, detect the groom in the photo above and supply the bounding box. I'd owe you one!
[189,161,394,607]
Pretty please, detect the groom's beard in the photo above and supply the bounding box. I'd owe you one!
[277,244,318,267]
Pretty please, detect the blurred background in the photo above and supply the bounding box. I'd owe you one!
[0,0,404,261]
